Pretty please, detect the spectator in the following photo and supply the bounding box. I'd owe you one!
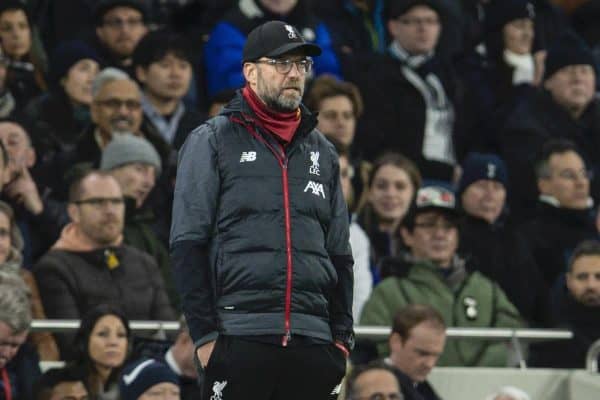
[33,366,88,400]
[457,153,549,325]
[203,0,341,98]
[0,271,40,400]
[119,358,180,400]
[133,29,205,151]
[0,200,59,361]
[331,138,372,321]
[100,134,178,309]
[517,140,598,288]
[33,170,175,358]
[356,153,421,275]
[344,361,403,400]
[68,304,130,399]
[305,75,369,208]
[484,386,531,400]
[68,68,171,173]
[360,185,523,366]
[499,30,600,219]
[0,46,16,118]
[91,0,149,76]
[350,0,462,181]
[160,316,199,400]
[23,40,102,172]
[459,0,539,152]
[0,1,47,108]
[0,120,69,264]
[529,240,600,368]
[384,304,445,400]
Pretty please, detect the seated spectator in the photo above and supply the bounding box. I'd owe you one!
[331,139,372,321]
[119,358,180,400]
[100,134,178,309]
[384,304,445,400]
[305,75,369,208]
[350,0,462,181]
[500,30,600,219]
[133,29,205,151]
[0,201,59,361]
[33,366,88,400]
[68,304,130,399]
[0,1,47,108]
[90,0,149,76]
[459,0,539,152]
[0,120,69,263]
[0,46,16,118]
[344,361,403,400]
[517,140,598,288]
[24,40,101,171]
[457,153,549,325]
[0,271,40,400]
[529,240,600,368]
[360,185,523,367]
[163,317,199,400]
[33,170,175,358]
[356,153,421,276]
[485,386,531,400]
[203,0,341,98]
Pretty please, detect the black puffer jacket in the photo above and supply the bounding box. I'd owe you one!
[170,91,354,347]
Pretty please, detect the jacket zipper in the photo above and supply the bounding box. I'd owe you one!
[229,116,295,346]
[280,147,293,346]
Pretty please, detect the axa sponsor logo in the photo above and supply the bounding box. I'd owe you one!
[304,180,326,199]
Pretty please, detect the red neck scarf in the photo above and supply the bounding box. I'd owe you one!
[242,85,301,144]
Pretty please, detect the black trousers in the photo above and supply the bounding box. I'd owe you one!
[199,336,347,400]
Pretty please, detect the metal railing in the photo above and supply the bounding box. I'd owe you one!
[32,321,600,372]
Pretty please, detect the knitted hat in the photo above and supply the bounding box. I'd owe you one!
[48,40,102,87]
[457,153,508,195]
[388,0,443,20]
[94,0,148,26]
[483,0,535,34]
[100,134,161,175]
[119,359,179,400]
[543,31,596,81]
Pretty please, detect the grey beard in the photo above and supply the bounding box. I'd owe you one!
[264,94,301,113]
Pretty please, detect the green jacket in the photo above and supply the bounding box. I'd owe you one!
[360,260,522,366]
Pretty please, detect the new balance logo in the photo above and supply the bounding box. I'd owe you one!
[240,151,256,162]
[304,181,326,199]
[211,381,227,400]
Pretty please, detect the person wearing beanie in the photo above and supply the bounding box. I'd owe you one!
[349,0,463,183]
[23,40,102,177]
[360,184,523,367]
[457,152,549,326]
[120,359,180,400]
[90,0,149,76]
[100,134,178,309]
[499,29,600,222]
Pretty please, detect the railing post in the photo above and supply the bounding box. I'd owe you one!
[585,338,600,373]
[510,330,527,370]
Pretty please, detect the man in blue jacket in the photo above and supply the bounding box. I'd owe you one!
[171,20,354,400]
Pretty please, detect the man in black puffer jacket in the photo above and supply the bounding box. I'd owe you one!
[171,20,354,400]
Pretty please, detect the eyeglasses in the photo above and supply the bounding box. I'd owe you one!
[414,221,456,232]
[73,197,125,208]
[255,58,313,74]
[398,16,440,27]
[102,17,144,29]
[96,99,142,111]
[555,169,594,181]
[353,393,404,400]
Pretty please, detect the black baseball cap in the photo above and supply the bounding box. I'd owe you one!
[94,0,148,26]
[243,20,322,63]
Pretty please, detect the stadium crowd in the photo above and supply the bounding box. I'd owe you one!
[1,0,600,399]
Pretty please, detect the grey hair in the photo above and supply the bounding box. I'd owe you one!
[0,271,31,334]
[91,67,134,98]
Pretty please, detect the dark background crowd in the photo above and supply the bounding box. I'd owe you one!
[1,0,600,399]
